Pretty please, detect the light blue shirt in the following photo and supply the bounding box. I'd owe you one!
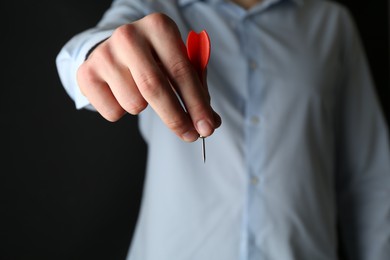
[56,0,390,259]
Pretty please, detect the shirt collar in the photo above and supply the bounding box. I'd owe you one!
[178,0,304,7]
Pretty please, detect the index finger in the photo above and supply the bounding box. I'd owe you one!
[112,17,200,141]
[145,16,217,137]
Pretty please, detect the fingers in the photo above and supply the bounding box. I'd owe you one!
[77,57,127,122]
[77,13,221,141]
[110,18,199,141]
[142,14,217,137]
[93,43,148,116]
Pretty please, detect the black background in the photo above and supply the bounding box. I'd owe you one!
[2,1,389,259]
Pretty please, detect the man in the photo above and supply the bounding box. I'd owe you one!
[56,0,390,259]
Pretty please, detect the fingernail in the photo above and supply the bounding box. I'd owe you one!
[196,119,213,137]
[182,130,199,142]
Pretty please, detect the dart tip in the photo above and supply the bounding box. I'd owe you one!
[200,136,206,163]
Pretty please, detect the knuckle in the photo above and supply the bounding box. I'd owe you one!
[186,100,203,111]
[112,24,140,52]
[185,101,214,126]
[77,62,93,79]
[136,72,163,98]
[145,13,179,35]
[165,115,189,134]
[169,59,192,81]
[113,24,138,43]
[123,99,148,115]
[93,46,115,67]
[146,13,173,27]
[187,101,208,118]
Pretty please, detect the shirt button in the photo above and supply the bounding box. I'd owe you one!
[251,176,259,185]
[249,60,258,70]
[230,20,237,29]
[250,116,260,125]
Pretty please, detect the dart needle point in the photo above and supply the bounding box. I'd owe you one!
[200,136,206,163]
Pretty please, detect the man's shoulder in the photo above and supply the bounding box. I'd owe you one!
[303,0,352,20]
[304,0,347,11]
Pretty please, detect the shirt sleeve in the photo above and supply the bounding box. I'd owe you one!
[55,0,148,109]
[335,7,390,259]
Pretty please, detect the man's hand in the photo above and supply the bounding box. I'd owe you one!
[77,13,221,142]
